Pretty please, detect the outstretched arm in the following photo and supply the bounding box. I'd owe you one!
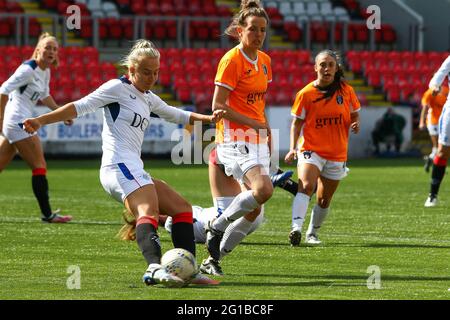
[429,55,450,94]
[40,96,74,126]
[22,103,77,133]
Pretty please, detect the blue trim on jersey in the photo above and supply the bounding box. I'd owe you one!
[119,76,132,85]
[150,112,160,118]
[23,60,38,69]
[106,102,120,122]
[117,163,135,181]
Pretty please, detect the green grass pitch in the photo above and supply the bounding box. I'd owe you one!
[1,158,449,300]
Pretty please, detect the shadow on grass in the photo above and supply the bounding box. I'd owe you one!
[245,274,450,282]
[0,218,121,226]
[240,241,450,249]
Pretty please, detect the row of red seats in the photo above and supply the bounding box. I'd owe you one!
[0,17,42,38]
[348,50,448,72]
[347,50,448,105]
[116,0,231,17]
[265,5,396,45]
[0,0,23,12]
[0,46,99,66]
[41,0,91,17]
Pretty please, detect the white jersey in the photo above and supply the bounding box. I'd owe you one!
[430,55,450,145]
[73,76,191,170]
[0,60,50,125]
[430,55,450,92]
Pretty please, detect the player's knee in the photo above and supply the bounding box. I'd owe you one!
[299,182,316,196]
[244,208,261,222]
[254,183,273,203]
[317,197,332,208]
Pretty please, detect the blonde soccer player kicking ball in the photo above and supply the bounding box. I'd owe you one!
[22,40,223,287]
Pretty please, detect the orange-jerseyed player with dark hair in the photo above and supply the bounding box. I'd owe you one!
[419,86,448,172]
[285,50,361,246]
[203,0,274,272]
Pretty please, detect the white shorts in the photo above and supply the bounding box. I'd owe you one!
[2,121,36,144]
[99,163,154,203]
[439,105,450,146]
[216,142,270,183]
[297,151,347,181]
[427,124,439,136]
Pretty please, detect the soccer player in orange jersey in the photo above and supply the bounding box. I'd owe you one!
[419,86,448,172]
[203,0,274,268]
[285,50,361,246]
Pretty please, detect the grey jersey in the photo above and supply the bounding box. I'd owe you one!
[73,76,191,170]
[0,60,50,125]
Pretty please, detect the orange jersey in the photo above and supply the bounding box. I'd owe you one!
[421,87,448,125]
[291,81,361,161]
[214,46,272,144]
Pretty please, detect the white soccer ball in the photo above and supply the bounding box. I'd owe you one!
[161,248,198,281]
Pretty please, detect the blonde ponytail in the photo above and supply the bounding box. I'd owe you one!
[120,39,160,70]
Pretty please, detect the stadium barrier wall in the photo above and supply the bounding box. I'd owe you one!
[33,106,411,159]
[266,106,412,158]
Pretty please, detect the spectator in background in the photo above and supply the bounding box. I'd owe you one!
[372,108,406,155]
[419,86,448,172]
[0,32,73,223]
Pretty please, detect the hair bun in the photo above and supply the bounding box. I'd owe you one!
[241,0,261,10]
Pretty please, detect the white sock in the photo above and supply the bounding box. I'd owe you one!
[220,217,253,258]
[291,192,310,231]
[306,204,329,236]
[212,190,259,232]
[213,196,235,217]
[219,206,265,258]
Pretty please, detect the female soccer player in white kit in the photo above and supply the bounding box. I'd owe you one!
[0,33,72,223]
[424,54,450,207]
[22,40,223,287]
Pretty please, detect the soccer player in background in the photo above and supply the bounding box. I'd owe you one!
[419,85,448,172]
[22,40,223,287]
[424,55,450,207]
[285,50,361,246]
[0,32,73,223]
[204,0,275,267]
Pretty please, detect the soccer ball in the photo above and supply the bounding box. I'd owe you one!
[161,248,198,281]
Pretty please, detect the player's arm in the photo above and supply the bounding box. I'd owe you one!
[350,111,360,134]
[429,55,450,94]
[151,94,225,125]
[40,95,74,126]
[285,117,304,164]
[0,94,8,132]
[212,85,268,131]
[22,102,77,133]
[419,103,429,130]
[188,109,225,124]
